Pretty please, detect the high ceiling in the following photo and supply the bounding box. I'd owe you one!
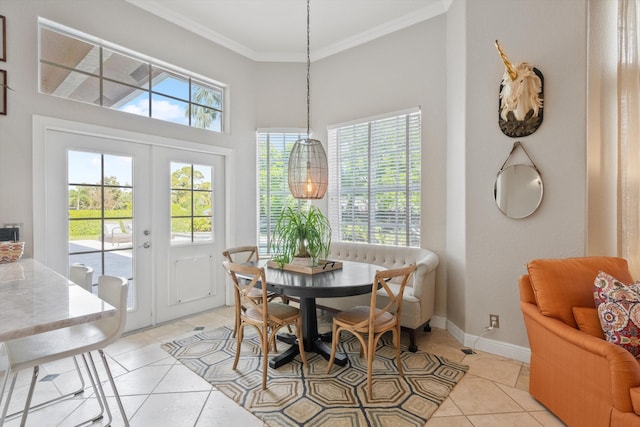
[126,0,450,62]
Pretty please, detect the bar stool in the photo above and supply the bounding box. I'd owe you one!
[0,275,130,426]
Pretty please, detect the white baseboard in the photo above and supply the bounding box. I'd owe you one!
[440,318,531,364]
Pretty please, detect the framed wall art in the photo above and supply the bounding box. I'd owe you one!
[0,16,5,62]
[0,70,6,115]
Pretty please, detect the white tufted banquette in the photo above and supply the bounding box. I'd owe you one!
[316,241,439,351]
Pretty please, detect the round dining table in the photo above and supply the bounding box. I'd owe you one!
[244,259,382,369]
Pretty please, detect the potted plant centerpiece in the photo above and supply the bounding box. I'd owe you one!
[270,205,331,268]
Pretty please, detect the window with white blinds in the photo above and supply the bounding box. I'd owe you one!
[257,130,306,255]
[328,109,421,246]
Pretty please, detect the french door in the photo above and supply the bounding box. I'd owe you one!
[153,147,226,323]
[35,119,228,331]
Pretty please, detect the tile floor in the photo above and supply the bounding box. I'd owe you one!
[0,306,566,426]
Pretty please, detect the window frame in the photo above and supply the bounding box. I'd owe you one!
[328,108,421,247]
[38,18,227,133]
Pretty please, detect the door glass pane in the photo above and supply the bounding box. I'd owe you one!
[171,163,191,188]
[193,165,211,190]
[69,152,101,184]
[171,218,191,243]
[194,217,212,242]
[170,162,213,244]
[68,150,135,302]
[193,191,211,216]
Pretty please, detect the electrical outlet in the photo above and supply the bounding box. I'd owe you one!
[489,314,500,328]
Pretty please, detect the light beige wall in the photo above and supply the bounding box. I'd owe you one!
[459,0,589,349]
[587,0,618,256]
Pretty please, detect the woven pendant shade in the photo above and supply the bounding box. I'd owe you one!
[288,0,328,200]
[288,138,328,199]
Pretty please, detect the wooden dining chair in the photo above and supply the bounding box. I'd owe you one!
[222,246,287,338]
[222,260,307,390]
[326,264,417,395]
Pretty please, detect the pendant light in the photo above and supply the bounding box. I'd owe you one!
[288,0,328,200]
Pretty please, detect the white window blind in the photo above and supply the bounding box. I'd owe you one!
[328,109,421,246]
[257,130,306,254]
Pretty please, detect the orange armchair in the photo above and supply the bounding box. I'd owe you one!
[520,257,640,426]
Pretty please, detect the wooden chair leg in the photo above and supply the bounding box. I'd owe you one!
[366,335,375,396]
[296,318,308,366]
[261,326,269,390]
[394,328,403,377]
[233,324,243,370]
[326,323,340,373]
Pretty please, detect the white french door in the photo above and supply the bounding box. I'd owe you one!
[34,118,230,332]
[42,130,153,330]
[153,147,226,323]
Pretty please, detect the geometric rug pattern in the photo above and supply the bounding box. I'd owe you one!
[162,326,468,426]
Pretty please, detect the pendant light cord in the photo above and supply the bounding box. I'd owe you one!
[306,0,311,137]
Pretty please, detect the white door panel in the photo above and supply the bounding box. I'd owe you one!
[153,147,226,323]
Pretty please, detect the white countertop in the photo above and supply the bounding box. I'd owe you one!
[0,258,116,341]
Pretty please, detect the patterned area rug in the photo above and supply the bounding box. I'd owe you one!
[162,326,468,426]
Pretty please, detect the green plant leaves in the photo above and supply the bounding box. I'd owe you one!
[270,205,331,266]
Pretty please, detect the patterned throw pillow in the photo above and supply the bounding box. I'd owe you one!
[593,271,640,358]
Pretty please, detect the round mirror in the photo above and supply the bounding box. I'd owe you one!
[494,164,543,219]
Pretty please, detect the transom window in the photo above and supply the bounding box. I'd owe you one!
[328,109,421,246]
[38,19,225,132]
[170,163,213,244]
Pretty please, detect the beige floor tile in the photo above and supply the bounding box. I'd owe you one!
[130,391,209,426]
[2,398,84,427]
[143,320,199,342]
[462,352,523,386]
[58,395,147,427]
[154,363,213,393]
[530,410,567,426]
[110,342,173,371]
[425,415,473,426]
[431,397,463,417]
[106,331,160,356]
[466,412,543,426]
[495,383,546,412]
[103,365,171,396]
[516,364,531,391]
[449,377,523,415]
[196,389,264,427]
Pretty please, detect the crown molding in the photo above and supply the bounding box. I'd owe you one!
[127,0,449,63]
